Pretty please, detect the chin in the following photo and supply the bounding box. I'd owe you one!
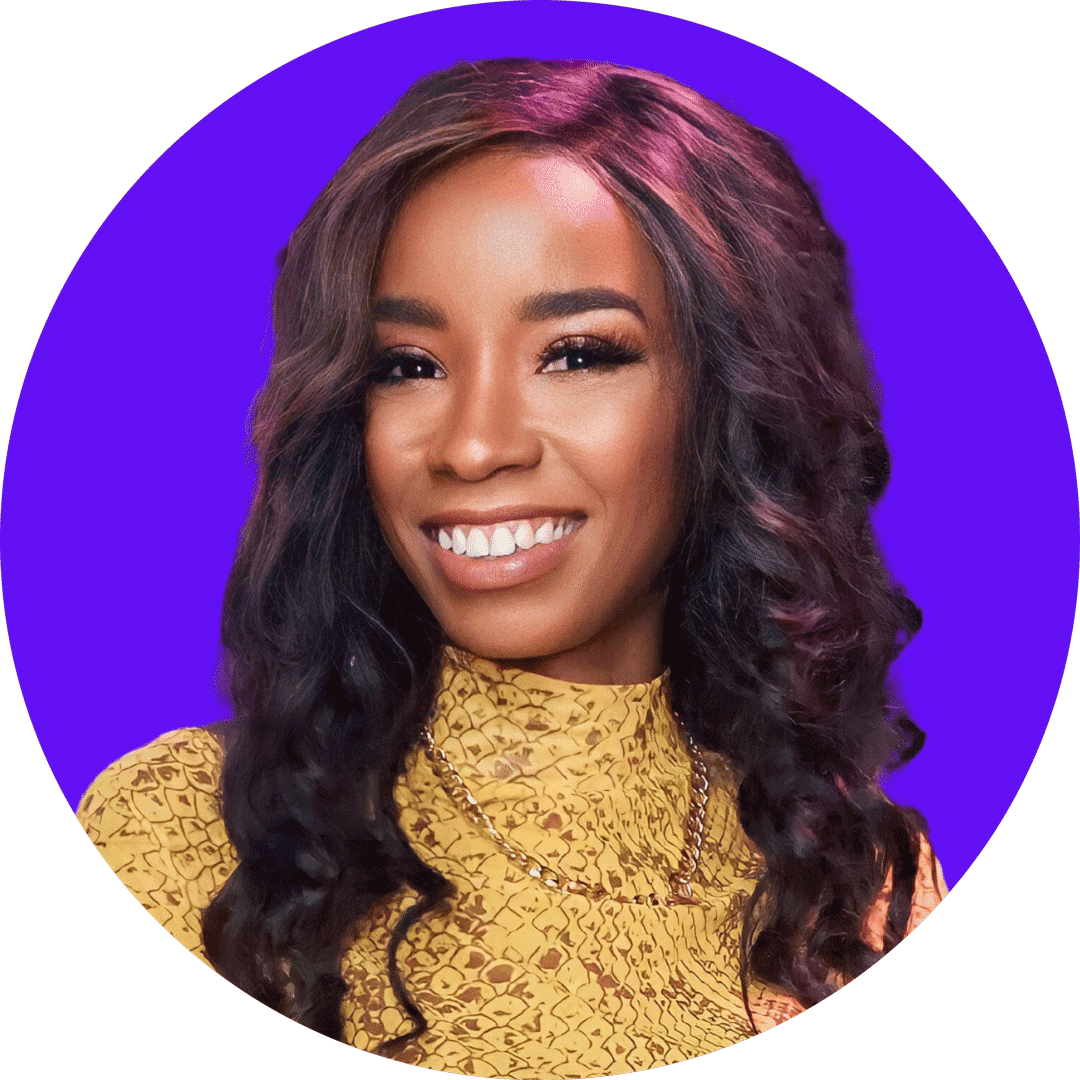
[437,609,587,667]
[444,628,572,665]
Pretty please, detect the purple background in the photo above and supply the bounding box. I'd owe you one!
[3,2,1074,884]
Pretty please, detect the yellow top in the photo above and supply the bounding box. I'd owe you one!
[78,650,945,1078]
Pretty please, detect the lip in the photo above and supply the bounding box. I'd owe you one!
[423,510,585,592]
[421,505,584,529]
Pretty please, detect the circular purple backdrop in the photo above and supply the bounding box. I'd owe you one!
[2,1,1074,886]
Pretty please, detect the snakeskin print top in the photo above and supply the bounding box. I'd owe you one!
[77,649,946,1078]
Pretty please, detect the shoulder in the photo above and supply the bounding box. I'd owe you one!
[78,727,225,836]
[77,727,235,960]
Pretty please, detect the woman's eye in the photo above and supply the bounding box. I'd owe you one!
[538,336,646,374]
[372,352,445,382]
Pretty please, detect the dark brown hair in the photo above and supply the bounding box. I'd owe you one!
[204,58,927,1051]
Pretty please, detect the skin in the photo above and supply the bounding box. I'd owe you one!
[365,150,684,685]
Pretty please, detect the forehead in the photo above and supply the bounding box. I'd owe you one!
[376,150,668,313]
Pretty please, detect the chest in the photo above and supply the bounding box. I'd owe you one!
[338,859,761,1076]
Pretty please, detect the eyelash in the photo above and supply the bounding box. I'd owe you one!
[370,349,444,383]
[537,335,647,374]
[369,335,647,383]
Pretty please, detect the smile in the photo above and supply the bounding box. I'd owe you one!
[427,516,584,559]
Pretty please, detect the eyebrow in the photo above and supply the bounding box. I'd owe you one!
[372,287,648,331]
[517,287,648,326]
[372,296,448,330]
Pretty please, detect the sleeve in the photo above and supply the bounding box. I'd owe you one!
[76,728,236,963]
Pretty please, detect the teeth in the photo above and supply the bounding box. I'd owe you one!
[514,522,535,550]
[465,527,490,557]
[490,526,516,557]
[436,517,578,559]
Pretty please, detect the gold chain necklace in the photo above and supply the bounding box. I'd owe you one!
[420,721,710,907]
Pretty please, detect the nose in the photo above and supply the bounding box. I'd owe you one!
[428,361,542,482]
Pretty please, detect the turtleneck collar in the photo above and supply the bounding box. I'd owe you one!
[407,646,697,886]
[433,646,684,782]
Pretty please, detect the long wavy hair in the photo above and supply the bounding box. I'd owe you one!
[203,59,927,1052]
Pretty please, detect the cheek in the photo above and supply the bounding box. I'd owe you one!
[362,423,389,516]
[602,388,679,484]
[363,409,412,539]
[566,388,683,545]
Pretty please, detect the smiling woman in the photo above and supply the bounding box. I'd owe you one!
[76,59,945,1077]
[367,150,682,682]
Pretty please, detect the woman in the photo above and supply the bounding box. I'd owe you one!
[78,59,945,1076]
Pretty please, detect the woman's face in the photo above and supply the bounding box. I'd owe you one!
[365,150,683,684]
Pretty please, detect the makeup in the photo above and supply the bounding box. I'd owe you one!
[365,150,683,684]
